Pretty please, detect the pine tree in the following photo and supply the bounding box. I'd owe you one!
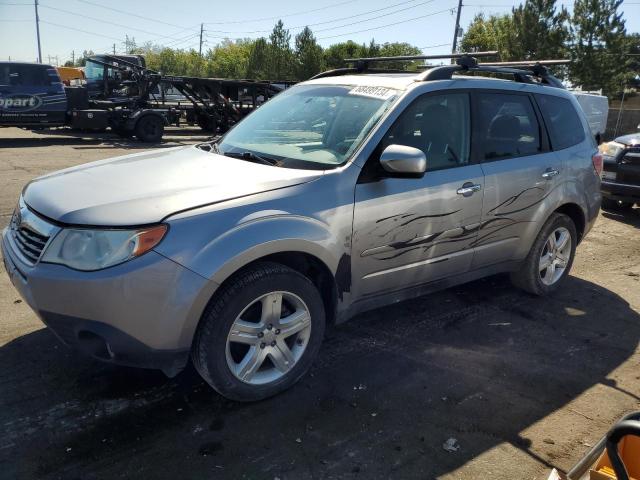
[294,27,324,80]
[570,0,626,97]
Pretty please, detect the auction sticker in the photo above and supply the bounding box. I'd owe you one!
[348,86,395,100]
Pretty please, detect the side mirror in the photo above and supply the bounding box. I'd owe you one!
[380,144,427,177]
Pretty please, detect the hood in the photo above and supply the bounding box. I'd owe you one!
[24,146,322,226]
[614,133,640,147]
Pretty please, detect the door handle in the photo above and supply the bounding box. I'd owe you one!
[542,168,560,179]
[457,183,482,196]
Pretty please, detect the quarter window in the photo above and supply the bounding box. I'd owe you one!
[379,93,471,172]
[536,94,585,150]
[476,93,542,161]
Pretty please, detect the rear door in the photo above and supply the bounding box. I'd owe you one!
[352,92,484,298]
[472,90,562,268]
[0,63,66,126]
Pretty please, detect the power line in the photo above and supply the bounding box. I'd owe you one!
[40,19,123,42]
[204,0,439,35]
[73,0,188,29]
[318,7,454,40]
[420,42,450,49]
[204,0,360,25]
[207,0,435,33]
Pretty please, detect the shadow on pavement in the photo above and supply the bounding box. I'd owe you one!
[1,275,638,479]
[0,128,211,150]
[602,207,640,229]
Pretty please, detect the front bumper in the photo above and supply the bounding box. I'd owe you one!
[601,180,640,204]
[2,227,215,376]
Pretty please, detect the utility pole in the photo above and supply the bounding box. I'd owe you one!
[451,0,463,55]
[199,23,204,56]
[71,50,75,65]
[113,43,116,55]
[34,0,42,63]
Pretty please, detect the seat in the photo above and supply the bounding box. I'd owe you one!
[485,114,522,159]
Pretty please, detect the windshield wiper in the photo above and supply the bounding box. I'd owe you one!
[223,151,280,166]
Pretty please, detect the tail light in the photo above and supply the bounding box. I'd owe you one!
[592,153,603,177]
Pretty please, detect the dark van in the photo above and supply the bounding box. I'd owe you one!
[0,62,67,127]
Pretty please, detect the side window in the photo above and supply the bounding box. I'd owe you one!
[379,93,471,172]
[536,94,585,150]
[475,93,542,161]
[7,65,52,87]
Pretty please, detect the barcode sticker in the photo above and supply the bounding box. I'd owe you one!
[348,86,395,100]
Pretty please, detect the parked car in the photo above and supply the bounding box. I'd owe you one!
[2,60,601,401]
[599,134,640,211]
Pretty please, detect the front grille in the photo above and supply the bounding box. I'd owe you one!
[8,199,57,265]
[12,225,49,263]
[621,150,640,166]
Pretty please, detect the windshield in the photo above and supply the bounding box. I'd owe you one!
[218,84,398,170]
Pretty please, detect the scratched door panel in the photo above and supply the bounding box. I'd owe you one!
[352,164,484,298]
[471,91,562,268]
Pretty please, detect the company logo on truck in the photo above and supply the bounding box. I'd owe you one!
[0,95,43,112]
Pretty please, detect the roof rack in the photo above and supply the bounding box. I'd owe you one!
[309,51,498,80]
[310,52,568,89]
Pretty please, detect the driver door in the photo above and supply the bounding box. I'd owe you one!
[351,92,484,299]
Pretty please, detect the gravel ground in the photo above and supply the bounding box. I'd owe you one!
[1,127,639,480]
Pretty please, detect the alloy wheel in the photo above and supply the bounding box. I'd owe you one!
[225,291,312,385]
[539,226,572,286]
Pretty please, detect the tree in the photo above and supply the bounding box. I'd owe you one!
[268,20,294,79]
[511,0,569,60]
[324,40,368,69]
[378,42,422,70]
[206,39,253,78]
[459,13,519,59]
[294,27,324,80]
[570,0,627,97]
[246,38,269,79]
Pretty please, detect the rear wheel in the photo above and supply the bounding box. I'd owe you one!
[192,262,325,401]
[511,213,577,296]
[135,115,164,142]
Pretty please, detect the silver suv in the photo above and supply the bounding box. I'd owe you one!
[2,56,602,401]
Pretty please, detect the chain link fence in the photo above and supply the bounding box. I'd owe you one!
[604,96,640,141]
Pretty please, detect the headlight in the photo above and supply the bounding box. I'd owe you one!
[41,225,167,271]
[598,141,624,158]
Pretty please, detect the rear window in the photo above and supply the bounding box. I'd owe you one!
[476,92,542,161]
[535,94,585,150]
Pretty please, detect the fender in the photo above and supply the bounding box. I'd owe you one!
[162,213,345,348]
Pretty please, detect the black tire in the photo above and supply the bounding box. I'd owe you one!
[135,115,164,142]
[192,262,326,402]
[510,212,577,296]
[602,197,633,212]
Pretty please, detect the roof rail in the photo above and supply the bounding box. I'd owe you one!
[419,56,568,89]
[309,51,498,80]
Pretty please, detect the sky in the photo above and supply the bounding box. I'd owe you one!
[0,0,639,65]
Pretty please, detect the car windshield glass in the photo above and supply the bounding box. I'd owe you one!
[218,84,399,170]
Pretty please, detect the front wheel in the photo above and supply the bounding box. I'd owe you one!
[510,213,577,296]
[192,262,326,401]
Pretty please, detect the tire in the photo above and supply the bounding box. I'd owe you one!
[602,197,633,212]
[134,115,164,142]
[510,213,577,296]
[192,262,326,402]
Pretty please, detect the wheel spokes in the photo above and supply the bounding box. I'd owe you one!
[261,292,283,325]
[269,340,296,373]
[539,253,553,272]
[236,346,268,382]
[229,319,263,345]
[279,309,311,339]
[556,230,570,251]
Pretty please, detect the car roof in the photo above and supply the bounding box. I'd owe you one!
[302,71,576,100]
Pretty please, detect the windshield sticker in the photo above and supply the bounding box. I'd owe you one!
[348,86,395,100]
